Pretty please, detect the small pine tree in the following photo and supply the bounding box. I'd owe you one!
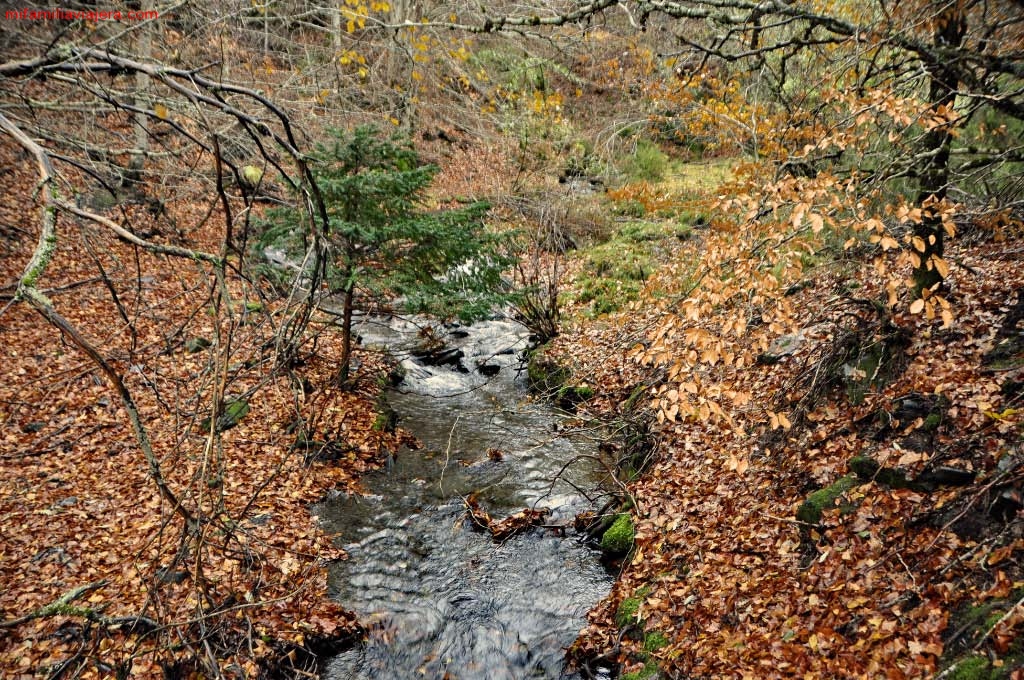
[258,125,514,383]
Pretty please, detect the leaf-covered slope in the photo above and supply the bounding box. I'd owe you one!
[553,191,1023,678]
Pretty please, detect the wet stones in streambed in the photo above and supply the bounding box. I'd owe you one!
[477,362,501,377]
[412,346,467,371]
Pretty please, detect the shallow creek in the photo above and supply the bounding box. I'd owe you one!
[315,316,614,679]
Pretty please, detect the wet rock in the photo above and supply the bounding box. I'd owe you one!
[556,384,595,411]
[526,347,570,394]
[413,346,465,368]
[477,363,501,377]
[990,487,1023,522]
[915,466,975,489]
[756,331,806,365]
[156,567,188,584]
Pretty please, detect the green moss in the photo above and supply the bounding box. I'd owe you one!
[615,586,652,627]
[923,412,943,430]
[601,513,635,554]
[622,384,648,412]
[847,456,908,488]
[556,384,595,410]
[241,165,264,188]
[947,656,993,680]
[526,347,571,394]
[372,397,397,432]
[796,474,858,524]
[201,398,250,433]
[185,337,211,353]
[849,456,880,481]
[574,385,595,399]
[224,400,249,421]
[643,630,669,653]
[620,663,658,680]
[564,217,693,316]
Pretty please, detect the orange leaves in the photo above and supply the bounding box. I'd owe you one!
[791,202,827,234]
[726,453,749,475]
[606,182,682,215]
[908,287,953,327]
[768,410,792,431]
[869,232,900,251]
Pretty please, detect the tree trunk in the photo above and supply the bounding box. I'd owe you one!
[337,283,355,385]
[913,7,966,294]
[127,0,154,184]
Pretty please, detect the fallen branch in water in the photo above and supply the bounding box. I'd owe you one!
[463,494,550,541]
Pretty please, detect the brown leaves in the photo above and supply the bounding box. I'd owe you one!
[0,134,399,675]
[552,179,1024,678]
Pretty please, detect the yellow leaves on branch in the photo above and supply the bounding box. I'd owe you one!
[791,202,827,233]
[341,0,389,33]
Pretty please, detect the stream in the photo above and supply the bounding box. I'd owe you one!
[314,315,614,679]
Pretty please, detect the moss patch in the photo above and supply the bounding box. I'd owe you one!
[526,346,571,394]
[185,337,211,353]
[601,513,635,554]
[372,397,398,433]
[201,398,250,433]
[556,384,595,410]
[643,630,669,653]
[615,586,652,628]
[620,663,659,680]
[796,474,859,524]
[564,220,687,316]
[848,456,909,488]
[946,656,993,680]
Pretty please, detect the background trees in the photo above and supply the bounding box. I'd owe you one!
[445,0,1023,303]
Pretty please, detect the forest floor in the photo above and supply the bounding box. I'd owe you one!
[1,107,1022,680]
[539,160,1024,679]
[0,133,414,677]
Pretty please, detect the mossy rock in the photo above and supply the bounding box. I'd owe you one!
[620,664,659,680]
[848,456,909,488]
[185,337,211,353]
[372,397,398,433]
[200,398,250,433]
[621,384,648,413]
[601,513,635,554]
[526,346,571,394]
[796,474,859,524]
[556,384,595,410]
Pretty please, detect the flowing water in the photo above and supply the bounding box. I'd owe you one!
[316,316,614,680]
